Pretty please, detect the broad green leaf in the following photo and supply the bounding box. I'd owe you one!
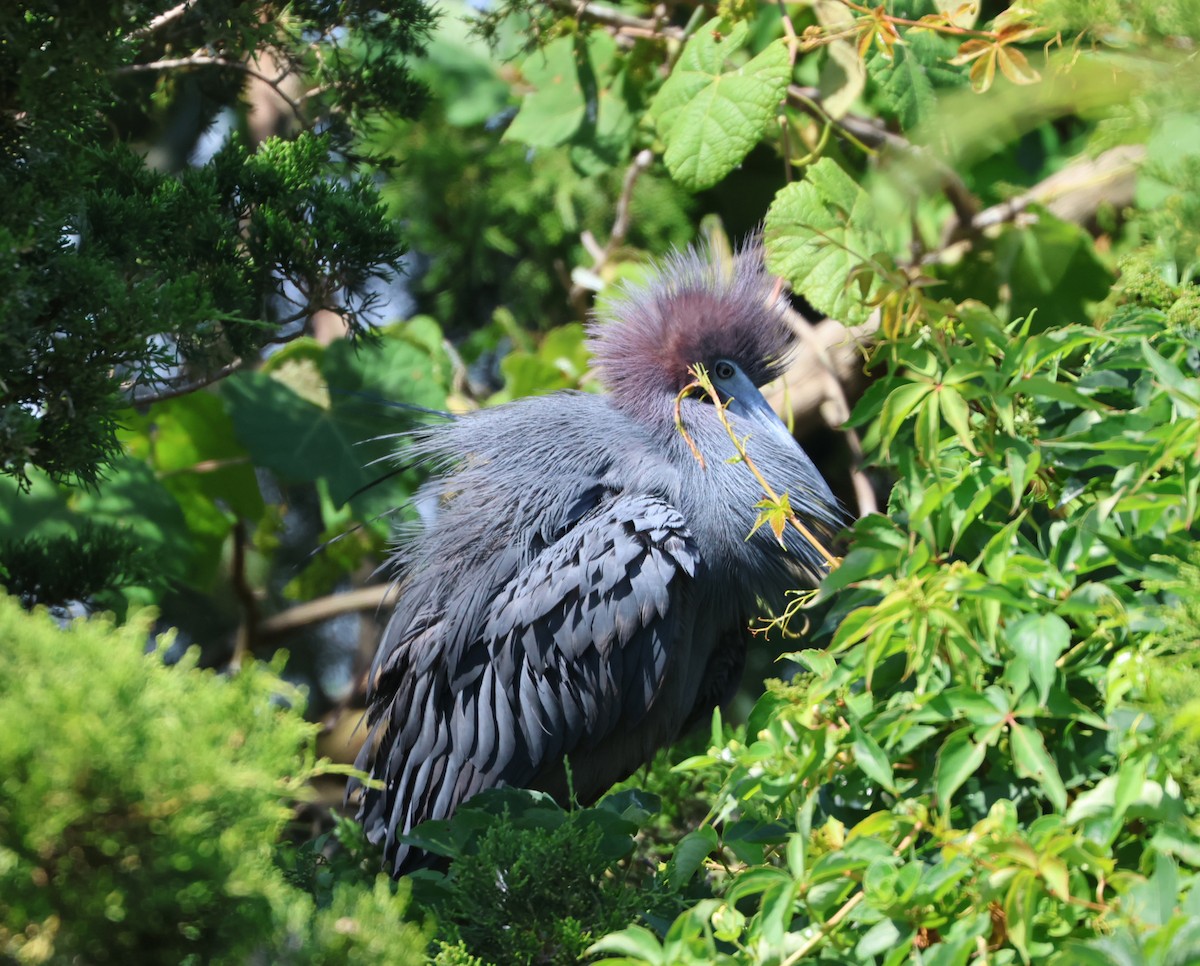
[222,373,376,508]
[1143,340,1200,417]
[765,158,892,325]
[571,54,636,173]
[868,31,963,128]
[504,37,589,147]
[120,391,263,521]
[936,726,988,807]
[876,382,935,453]
[1009,722,1068,810]
[1006,613,1070,704]
[936,211,1112,328]
[71,456,193,584]
[710,902,746,944]
[665,826,720,891]
[1040,856,1070,900]
[587,925,664,963]
[649,19,790,191]
[939,387,978,453]
[1004,871,1038,963]
[853,726,897,791]
[1014,376,1106,412]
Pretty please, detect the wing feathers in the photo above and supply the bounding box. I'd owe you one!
[356,491,698,872]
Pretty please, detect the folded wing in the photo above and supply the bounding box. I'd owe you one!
[354,490,699,874]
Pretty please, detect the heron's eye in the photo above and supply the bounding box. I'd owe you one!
[713,360,736,380]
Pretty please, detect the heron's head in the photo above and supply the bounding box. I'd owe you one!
[587,240,795,434]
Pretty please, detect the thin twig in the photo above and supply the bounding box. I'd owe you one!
[950,143,1144,241]
[569,149,654,309]
[115,52,306,121]
[781,893,865,966]
[609,149,654,254]
[780,822,924,965]
[673,380,707,471]
[125,360,244,406]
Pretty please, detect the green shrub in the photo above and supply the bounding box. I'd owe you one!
[0,597,427,964]
[406,788,652,966]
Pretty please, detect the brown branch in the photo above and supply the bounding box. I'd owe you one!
[125,360,244,407]
[227,519,260,672]
[125,0,196,40]
[968,143,1142,232]
[258,584,400,640]
[114,52,306,121]
[547,0,685,40]
[570,148,654,311]
[609,148,654,253]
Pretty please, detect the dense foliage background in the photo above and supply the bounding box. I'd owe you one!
[3,0,1200,962]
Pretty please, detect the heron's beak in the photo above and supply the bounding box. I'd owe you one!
[723,372,798,451]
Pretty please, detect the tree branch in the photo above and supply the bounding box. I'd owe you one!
[570,148,654,310]
[114,52,306,121]
[125,0,196,41]
[787,85,981,227]
[258,585,399,640]
[125,360,244,406]
[546,0,685,40]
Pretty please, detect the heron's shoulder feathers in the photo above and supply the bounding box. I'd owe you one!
[355,488,700,874]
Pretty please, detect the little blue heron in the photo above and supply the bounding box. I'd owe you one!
[352,242,843,875]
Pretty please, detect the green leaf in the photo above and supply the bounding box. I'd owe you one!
[936,727,988,807]
[1009,722,1068,811]
[819,39,866,120]
[1014,376,1106,412]
[868,31,963,128]
[1006,613,1070,704]
[1004,870,1038,963]
[586,925,664,964]
[571,52,636,173]
[222,372,374,507]
[765,158,892,325]
[504,37,589,147]
[649,19,790,191]
[939,387,978,453]
[1143,340,1200,417]
[936,211,1112,329]
[853,726,897,792]
[876,382,935,454]
[856,919,904,959]
[665,826,720,891]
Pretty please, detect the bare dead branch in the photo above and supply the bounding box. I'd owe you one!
[258,584,400,640]
[570,148,654,310]
[125,0,196,41]
[547,0,686,39]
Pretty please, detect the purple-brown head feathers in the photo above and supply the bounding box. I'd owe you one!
[586,241,794,424]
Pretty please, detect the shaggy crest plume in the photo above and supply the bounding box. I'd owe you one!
[586,241,793,421]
